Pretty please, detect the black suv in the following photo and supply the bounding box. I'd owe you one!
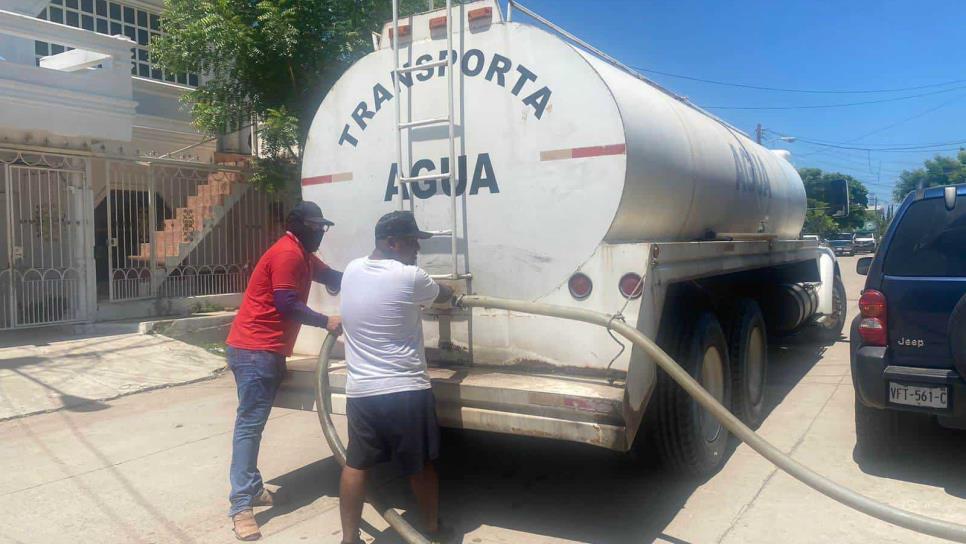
[852,184,966,452]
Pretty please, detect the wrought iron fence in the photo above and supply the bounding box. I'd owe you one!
[106,159,284,302]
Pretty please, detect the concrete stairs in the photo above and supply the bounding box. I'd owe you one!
[131,170,248,286]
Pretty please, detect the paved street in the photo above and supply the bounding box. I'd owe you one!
[1,255,965,544]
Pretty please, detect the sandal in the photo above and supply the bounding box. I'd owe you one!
[232,509,261,541]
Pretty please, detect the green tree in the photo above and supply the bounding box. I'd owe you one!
[152,0,445,195]
[893,150,966,201]
[798,167,871,232]
[803,208,838,238]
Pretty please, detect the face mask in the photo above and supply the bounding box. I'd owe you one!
[292,223,324,253]
[300,230,324,253]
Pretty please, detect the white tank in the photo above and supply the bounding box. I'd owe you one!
[301,1,806,301]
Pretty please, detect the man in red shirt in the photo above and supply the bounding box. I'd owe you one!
[225,201,342,541]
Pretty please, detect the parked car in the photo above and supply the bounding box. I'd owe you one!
[851,185,966,456]
[853,231,877,253]
[828,232,855,256]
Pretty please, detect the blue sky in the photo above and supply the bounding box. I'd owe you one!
[507,0,966,206]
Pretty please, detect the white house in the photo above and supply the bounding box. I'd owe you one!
[0,0,282,330]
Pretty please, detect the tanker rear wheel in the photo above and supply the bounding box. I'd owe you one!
[653,310,732,477]
[816,272,847,342]
[726,299,768,429]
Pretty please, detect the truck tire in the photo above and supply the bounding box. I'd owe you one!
[949,294,966,378]
[654,310,733,477]
[726,299,768,429]
[816,272,847,342]
[854,398,897,462]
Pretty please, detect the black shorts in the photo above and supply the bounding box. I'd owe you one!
[345,388,440,476]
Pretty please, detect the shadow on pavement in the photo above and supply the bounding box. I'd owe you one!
[263,336,829,544]
[430,430,699,544]
[1,356,111,413]
[0,322,140,349]
[758,336,831,428]
[853,412,966,499]
[260,457,340,524]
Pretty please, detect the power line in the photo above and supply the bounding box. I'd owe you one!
[766,93,966,162]
[788,141,953,166]
[848,92,966,142]
[791,146,913,171]
[702,84,966,110]
[777,135,966,151]
[789,151,908,181]
[634,67,966,94]
[767,129,966,149]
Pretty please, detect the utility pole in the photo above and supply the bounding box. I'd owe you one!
[755,123,763,145]
[871,194,878,234]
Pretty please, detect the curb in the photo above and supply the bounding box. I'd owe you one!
[0,368,228,424]
[139,311,236,336]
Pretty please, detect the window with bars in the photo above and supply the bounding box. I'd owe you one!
[35,0,198,87]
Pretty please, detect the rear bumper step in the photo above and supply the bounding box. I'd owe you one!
[275,359,629,451]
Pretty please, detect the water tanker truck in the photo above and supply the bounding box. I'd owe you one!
[278,0,847,476]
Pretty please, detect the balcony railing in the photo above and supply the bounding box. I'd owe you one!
[0,9,138,142]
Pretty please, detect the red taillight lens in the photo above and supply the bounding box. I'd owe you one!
[858,289,887,346]
[619,273,643,299]
[468,7,493,23]
[568,273,593,300]
[388,25,411,40]
[858,289,886,318]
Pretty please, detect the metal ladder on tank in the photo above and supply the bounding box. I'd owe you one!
[390,0,470,282]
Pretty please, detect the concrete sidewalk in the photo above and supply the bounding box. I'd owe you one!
[0,322,227,421]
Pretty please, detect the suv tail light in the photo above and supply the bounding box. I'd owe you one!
[858,289,887,346]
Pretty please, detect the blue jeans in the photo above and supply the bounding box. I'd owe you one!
[227,347,285,517]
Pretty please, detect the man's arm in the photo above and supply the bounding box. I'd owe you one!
[274,290,324,326]
[434,283,454,304]
[311,256,342,289]
[271,252,342,333]
[412,268,457,306]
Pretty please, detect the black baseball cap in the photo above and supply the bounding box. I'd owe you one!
[288,201,334,227]
[375,210,433,240]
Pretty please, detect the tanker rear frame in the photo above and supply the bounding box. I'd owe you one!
[276,239,844,475]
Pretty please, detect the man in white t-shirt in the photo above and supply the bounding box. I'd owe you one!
[338,210,453,544]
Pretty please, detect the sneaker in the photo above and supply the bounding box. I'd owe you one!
[231,509,261,541]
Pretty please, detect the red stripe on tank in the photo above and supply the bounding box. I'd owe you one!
[571,143,627,158]
[301,172,352,186]
[540,143,626,161]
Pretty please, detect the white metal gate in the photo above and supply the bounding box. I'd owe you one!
[1,150,91,329]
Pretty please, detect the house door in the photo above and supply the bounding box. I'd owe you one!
[1,152,92,329]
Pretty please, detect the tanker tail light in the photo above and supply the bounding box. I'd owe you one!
[568,273,593,300]
[388,25,411,41]
[619,273,643,300]
[468,7,493,24]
